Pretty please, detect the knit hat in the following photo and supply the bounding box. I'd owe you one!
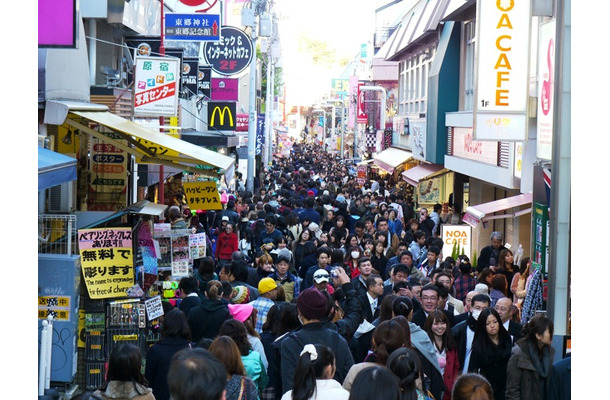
[228,303,254,323]
[258,277,279,295]
[231,286,250,304]
[474,283,490,296]
[297,288,328,320]
[276,253,291,265]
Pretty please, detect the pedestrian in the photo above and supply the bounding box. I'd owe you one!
[145,309,192,400]
[187,280,231,342]
[451,373,493,400]
[505,315,555,400]
[216,222,239,270]
[95,344,154,400]
[227,303,269,371]
[280,344,350,400]
[489,273,508,308]
[250,277,280,334]
[208,336,259,400]
[347,365,401,400]
[386,347,435,400]
[167,348,227,400]
[424,310,460,400]
[468,308,513,400]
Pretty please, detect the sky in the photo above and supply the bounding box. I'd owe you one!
[274,0,381,106]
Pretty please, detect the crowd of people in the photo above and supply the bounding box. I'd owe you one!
[73,144,571,400]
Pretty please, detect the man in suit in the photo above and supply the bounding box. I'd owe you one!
[357,274,385,323]
[454,290,478,325]
[451,293,491,374]
[494,297,523,341]
[351,257,374,297]
[411,283,455,329]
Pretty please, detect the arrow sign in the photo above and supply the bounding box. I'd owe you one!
[164,13,221,42]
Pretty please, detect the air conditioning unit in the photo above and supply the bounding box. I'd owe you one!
[48,181,76,213]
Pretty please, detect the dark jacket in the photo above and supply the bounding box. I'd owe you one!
[187,297,231,342]
[321,281,364,342]
[477,244,507,272]
[144,337,191,400]
[468,335,513,400]
[280,322,354,394]
[505,342,555,400]
[412,308,455,330]
[178,295,201,317]
[451,318,474,370]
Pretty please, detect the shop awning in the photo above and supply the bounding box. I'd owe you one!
[38,147,77,191]
[373,147,413,173]
[401,163,446,187]
[44,100,235,179]
[463,193,533,228]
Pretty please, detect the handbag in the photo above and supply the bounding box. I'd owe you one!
[237,376,245,400]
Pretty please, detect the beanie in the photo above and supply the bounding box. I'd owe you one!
[231,286,250,304]
[297,288,328,320]
[258,277,279,295]
[228,303,254,323]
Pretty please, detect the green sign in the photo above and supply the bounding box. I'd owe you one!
[532,202,549,274]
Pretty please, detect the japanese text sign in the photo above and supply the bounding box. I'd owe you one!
[203,26,253,75]
[78,228,134,299]
[164,13,220,42]
[183,181,222,210]
[211,78,239,101]
[134,56,180,117]
[256,113,265,155]
[38,296,71,321]
[144,296,165,321]
[236,114,249,132]
[189,233,207,259]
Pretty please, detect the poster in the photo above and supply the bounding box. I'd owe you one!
[137,221,158,290]
[418,176,441,204]
[133,55,180,117]
[144,295,164,321]
[78,228,134,299]
[189,232,207,259]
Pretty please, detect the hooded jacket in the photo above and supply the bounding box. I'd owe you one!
[187,297,231,342]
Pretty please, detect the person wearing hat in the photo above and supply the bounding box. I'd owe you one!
[280,288,354,395]
[215,222,238,270]
[268,253,301,302]
[249,277,279,334]
[312,269,335,295]
[301,247,333,292]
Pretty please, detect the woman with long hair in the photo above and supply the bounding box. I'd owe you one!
[496,249,517,298]
[513,257,532,309]
[209,336,259,400]
[218,318,269,392]
[322,209,336,233]
[468,308,513,400]
[145,309,192,400]
[505,315,555,400]
[386,347,434,400]
[281,344,349,400]
[423,310,459,400]
[292,228,317,279]
[344,245,363,278]
[451,373,493,400]
[489,274,508,308]
[347,365,401,400]
[95,344,154,400]
[370,240,389,279]
[329,215,348,249]
[239,227,256,265]
[387,208,404,239]
[476,268,493,289]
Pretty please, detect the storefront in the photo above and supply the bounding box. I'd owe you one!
[401,163,453,210]
[372,146,418,195]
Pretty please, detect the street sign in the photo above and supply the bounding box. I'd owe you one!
[203,26,253,76]
[164,13,220,42]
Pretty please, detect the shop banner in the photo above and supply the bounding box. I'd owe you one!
[88,131,128,211]
[536,20,556,160]
[473,0,531,141]
[78,228,134,299]
[183,181,222,210]
[441,225,472,260]
[236,114,249,132]
[357,81,368,124]
[211,78,239,101]
[134,55,180,117]
[181,57,199,99]
[197,66,212,101]
[203,26,254,76]
[256,113,265,155]
[533,202,549,274]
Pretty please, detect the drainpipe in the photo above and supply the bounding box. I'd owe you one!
[88,19,96,86]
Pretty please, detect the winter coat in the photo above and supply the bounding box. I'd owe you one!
[215,231,238,260]
[440,347,460,400]
[225,374,259,400]
[145,337,191,400]
[95,381,155,400]
[505,342,555,400]
[187,297,231,342]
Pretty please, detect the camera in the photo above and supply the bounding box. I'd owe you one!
[331,267,340,279]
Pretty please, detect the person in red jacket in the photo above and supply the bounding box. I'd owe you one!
[424,309,460,400]
[215,222,238,269]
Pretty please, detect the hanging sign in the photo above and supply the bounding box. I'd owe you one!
[134,56,180,117]
[197,66,212,101]
[183,181,222,210]
[164,13,220,42]
[208,101,237,131]
[144,296,165,321]
[78,228,134,299]
[203,26,253,76]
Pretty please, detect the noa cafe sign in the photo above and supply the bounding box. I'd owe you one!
[474,0,531,141]
[441,225,472,259]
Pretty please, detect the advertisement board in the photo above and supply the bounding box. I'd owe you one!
[134,56,180,116]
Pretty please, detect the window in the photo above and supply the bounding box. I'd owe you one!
[398,46,435,117]
[464,20,476,111]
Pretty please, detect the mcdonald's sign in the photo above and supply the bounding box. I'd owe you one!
[208,101,236,130]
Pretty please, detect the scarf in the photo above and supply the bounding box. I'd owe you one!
[527,342,551,378]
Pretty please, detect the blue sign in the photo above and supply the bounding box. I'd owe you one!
[256,114,265,155]
[164,13,220,42]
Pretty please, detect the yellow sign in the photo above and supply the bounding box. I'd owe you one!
[78,228,134,299]
[183,181,222,210]
[38,295,71,321]
[208,103,236,129]
[136,135,180,163]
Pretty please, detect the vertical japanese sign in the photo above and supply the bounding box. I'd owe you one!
[256,113,265,155]
[88,131,128,212]
[198,66,212,101]
[181,57,200,99]
[532,202,549,274]
[78,228,134,299]
[189,232,207,259]
[183,181,222,210]
[134,56,180,116]
[357,82,368,124]
[536,20,556,160]
[473,0,531,141]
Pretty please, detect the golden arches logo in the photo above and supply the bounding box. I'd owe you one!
[210,106,234,127]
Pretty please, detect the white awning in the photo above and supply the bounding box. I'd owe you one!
[373,147,413,173]
[463,193,533,228]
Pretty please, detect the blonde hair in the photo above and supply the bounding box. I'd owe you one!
[206,280,223,300]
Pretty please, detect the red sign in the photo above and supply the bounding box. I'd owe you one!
[357,82,368,124]
[134,82,177,108]
[236,114,249,132]
[177,0,219,12]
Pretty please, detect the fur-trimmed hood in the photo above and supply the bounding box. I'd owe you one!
[96,381,154,400]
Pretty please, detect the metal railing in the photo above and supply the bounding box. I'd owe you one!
[38,214,77,255]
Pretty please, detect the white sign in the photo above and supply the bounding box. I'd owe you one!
[134,56,180,117]
[408,119,427,161]
[441,225,472,260]
[189,232,207,259]
[144,295,164,321]
[536,20,556,160]
[452,127,499,165]
[474,0,531,141]
[172,260,190,277]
